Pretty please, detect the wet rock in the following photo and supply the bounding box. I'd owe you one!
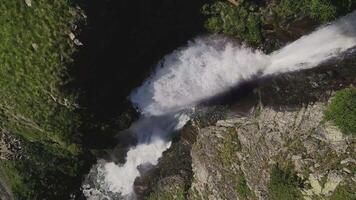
[136,122,198,199]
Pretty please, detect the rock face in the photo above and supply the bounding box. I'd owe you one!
[144,61,356,199]
[134,121,199,200]
[190,102,354,200]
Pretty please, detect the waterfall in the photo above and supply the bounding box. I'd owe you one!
[82,10,356,200]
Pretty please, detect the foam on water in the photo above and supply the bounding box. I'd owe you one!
[267,11,356,74]
[130,37,269,116]
[83,11,356,200]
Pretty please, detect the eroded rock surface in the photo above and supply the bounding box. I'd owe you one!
[189,101,355,200]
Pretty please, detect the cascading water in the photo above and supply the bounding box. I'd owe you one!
[82,11,356,200]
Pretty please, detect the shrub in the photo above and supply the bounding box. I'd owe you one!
[325,88,356,135]
[274,0,337,22]
[202,1,263,46]
[268,165,304,200]
[236,173,255,199]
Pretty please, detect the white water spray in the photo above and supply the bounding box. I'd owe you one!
[83,11,356,199]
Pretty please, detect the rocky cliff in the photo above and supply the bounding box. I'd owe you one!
[143,58,356,200]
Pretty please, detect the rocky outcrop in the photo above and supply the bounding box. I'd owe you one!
[144,59,355,199]
[189,101,355,200]
[134,121,199,200]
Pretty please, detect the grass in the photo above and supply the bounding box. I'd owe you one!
[0,161,30,197]
[325,88,356,135]
[219,128,241,166]
[0,0,82,147]
[268,165,304,200]
[0,0,85,199]
[330,184,356,200]
[235,172,256,200]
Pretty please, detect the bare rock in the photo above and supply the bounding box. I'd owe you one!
[68,32,76,40]
[321,172,343,196]
[24,0,31,7]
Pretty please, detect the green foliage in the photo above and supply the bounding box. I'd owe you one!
[202,0,355,47]
[268,165,304,200]
[0,161,32,198]
[325,88,356,135]
[219,128,241,166]
[274,0,337,22]
[330,184,356,200]
[236,173,255,200]
[0,0,85,198]
[202,1,263,46]
[273,0,355,22]
[12,142,85,200]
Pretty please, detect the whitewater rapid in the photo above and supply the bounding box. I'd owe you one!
[83,10,356,199]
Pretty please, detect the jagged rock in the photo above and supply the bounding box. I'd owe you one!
[343,168,351,174]
[341,158,356,165]
[187,70,355,199]
[136,122,198,199]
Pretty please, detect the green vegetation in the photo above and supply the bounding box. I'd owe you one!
[325,88,356,135]
[202,1,263,45]
[219,128,241,166]
[268,165,304,200]
[273,0,337,22]
[202,0,355,47]
[330,184,356,200]
[235,173,255,200]
[0,0,85,199]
